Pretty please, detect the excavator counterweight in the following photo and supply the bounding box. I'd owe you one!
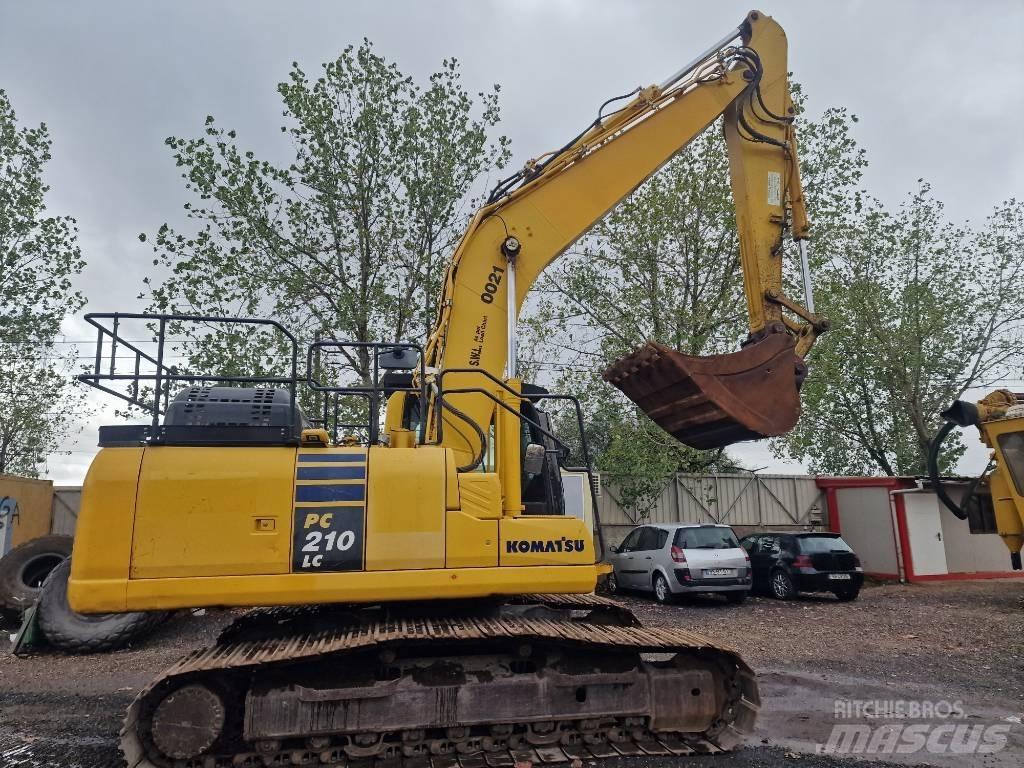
[604,333,804,449]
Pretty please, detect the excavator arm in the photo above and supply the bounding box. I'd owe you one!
[419,10,827,468]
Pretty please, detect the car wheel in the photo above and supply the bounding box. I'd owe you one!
[725,590,747,605]
[653,573,672,604]
[833,585,860,602]
[606,572,619,595]
[770,569,795,600]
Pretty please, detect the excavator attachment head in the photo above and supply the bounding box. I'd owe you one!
[603,332,804,450]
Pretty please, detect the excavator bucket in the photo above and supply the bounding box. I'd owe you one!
[603,332,803,450]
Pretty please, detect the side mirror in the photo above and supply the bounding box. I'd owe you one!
[523,443,546,475]
[610,545,619,554]
[378,347,417,370]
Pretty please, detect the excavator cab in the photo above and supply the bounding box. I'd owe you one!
[603,331,804,450]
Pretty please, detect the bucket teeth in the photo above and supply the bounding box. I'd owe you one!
[603,332,802,450]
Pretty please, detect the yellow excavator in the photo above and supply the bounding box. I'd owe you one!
[41,10,827,766]
[929,391,1024,571]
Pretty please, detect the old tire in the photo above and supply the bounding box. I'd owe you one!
[0,534,73,616]
[37,559,167,653]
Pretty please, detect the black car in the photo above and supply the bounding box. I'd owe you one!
[739,532,864,601]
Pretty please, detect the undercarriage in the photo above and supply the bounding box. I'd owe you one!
[121,595,759,768]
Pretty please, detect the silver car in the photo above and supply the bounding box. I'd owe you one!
[606,523,751,604]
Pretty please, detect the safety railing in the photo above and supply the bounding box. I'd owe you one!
[306,340,427,445]
[434,367,606,558]
[78,314,603,553]
[79,312,299,433]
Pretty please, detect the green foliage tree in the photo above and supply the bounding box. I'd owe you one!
[779,189,1024,475]
[521,91,865,513]
[141,42,510,402]
[0,90,87,476]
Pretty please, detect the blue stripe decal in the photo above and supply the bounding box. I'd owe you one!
[295,484,365,503]
[297,466,366,481]
[298,453,366,463]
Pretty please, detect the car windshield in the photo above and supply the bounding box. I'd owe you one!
[797,536,853,553]
[674,527,739,549]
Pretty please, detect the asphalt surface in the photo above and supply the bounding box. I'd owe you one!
[1,580,1022,768]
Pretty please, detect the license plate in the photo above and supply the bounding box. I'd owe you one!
[828,573,852,580]
[703,568,734,577]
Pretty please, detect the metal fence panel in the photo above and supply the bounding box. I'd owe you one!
[599,472,823,545]
[51,487,81,536]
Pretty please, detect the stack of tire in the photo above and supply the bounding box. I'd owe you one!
[0,535,72,624]
[0,535,166,652]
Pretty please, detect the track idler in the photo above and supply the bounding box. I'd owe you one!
[603,332,804,450]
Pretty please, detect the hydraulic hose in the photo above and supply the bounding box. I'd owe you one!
[441,399,488,473]
[927,419,987,521]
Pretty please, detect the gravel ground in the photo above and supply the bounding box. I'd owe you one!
[1,580,1022,767]
[618,579,1024,702]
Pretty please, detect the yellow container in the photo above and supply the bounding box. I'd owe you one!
[0,474,54,555]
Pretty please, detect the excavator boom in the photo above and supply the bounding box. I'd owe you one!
[425,10,825,460]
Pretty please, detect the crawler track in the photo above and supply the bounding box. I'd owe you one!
[121,596,759,767]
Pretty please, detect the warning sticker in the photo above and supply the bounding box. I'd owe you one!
[767,171,782,207]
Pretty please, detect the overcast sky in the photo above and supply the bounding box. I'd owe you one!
[2,0,1022,484]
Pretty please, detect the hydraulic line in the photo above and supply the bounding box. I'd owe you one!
[927,420,990,521]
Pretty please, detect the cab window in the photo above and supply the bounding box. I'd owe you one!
[997,432,1024,496]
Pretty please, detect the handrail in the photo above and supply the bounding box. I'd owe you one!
[80,312,299,433]
[305,340,427,444]
[434,367,605,559]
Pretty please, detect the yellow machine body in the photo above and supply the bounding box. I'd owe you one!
[937,389,1024,565]
[56,14,828,761]
[974,412,1024,558]
[69,441,600,613]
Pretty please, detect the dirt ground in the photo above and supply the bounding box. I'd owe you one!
[1,579,1022,768]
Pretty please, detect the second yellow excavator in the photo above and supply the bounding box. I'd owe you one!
[45,10,826,767]
[929,391,1024,571]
